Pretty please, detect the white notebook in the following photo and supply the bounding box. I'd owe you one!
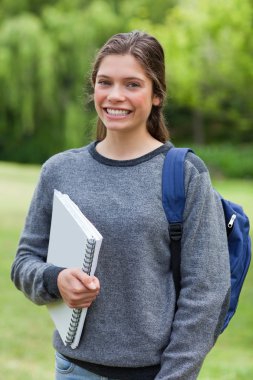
[46,190,103,349]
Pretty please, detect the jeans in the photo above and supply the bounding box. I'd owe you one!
[55,352,120,380]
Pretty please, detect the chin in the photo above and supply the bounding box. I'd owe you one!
[103,123,131,133]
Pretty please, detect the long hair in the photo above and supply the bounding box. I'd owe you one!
[91,31,169,142]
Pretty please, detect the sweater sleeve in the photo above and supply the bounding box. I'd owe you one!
[155,153,231,380]
[11,163,64,305]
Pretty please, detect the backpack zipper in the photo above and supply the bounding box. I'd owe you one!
[228,214,236,228]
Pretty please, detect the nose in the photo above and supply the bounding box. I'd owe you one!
[107,85,125,102]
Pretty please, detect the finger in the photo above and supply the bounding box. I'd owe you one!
[77,272,100,291]
[67,269,95,292]
[90,276,100,290]
[86,276,100,291]
[68,292,99,308]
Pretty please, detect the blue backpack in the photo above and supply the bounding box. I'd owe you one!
[162,147,251,333]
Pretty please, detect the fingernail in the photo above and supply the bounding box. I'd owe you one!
[89,282,97,290]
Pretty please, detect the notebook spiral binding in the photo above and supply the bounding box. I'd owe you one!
[65,237,96,345]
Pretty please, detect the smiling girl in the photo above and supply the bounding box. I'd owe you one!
[11,31,230,380]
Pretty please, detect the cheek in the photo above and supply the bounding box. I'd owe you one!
[94,89,100,104]
[134,94,153,114]
[133,86,153,105]
[94,90,104,113]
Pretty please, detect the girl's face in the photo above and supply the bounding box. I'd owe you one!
[94,54,160,136]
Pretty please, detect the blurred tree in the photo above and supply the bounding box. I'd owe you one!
[0,1,122,162]
[129,0,253,143]
[120,0,176,24]
[159,0,253,143]
[0,0,252,163]
[55,0,93,11]
[0,0,57,19]
[0,14,58,149]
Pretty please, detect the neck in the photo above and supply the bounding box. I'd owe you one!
[96,130,163,160]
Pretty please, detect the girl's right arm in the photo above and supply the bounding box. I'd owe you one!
[11,164,60,305]
[11,163,100,307]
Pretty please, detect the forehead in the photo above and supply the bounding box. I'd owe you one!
[97,54,149,80]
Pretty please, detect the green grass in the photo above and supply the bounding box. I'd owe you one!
[0,162,55,380]
[1,161,253,379]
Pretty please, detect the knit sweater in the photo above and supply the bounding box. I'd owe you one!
[11,141,231,380]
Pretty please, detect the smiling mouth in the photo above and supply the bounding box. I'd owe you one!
[105,108,131,116]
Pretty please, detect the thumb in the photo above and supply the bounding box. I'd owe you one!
[86,277,97,290]
[80,272,99,290]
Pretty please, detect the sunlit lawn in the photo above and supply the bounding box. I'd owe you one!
[1,162,252,380]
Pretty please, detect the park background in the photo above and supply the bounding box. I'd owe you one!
[0,0,252,379]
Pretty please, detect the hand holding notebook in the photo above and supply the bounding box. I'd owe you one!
[46,190,103,349]
[57,268,100,309]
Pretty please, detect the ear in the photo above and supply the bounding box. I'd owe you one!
[152,95,161,106]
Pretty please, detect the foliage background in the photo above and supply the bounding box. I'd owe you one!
[0,0,252,167]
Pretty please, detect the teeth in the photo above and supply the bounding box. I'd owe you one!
[106,108,129,116]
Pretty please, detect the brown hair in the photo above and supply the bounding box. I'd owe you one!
[91,30,169,142]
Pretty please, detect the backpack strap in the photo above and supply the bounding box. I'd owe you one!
[162,147,193,302]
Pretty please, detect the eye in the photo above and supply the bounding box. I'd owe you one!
[127,82,141,88]
[97,80,111,86]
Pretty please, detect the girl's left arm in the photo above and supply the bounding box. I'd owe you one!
[156,154,231,380]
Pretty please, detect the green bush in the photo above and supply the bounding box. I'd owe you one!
[180,144,253,179]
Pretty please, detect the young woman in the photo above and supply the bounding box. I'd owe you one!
[11,31,231,380]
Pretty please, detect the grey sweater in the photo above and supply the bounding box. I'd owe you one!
[11,142,230,380]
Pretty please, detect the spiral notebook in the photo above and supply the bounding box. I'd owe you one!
[46,190,103,349]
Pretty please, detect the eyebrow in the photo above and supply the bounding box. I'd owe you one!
[96,74,145,82]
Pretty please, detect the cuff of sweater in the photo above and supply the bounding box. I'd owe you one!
[43,266,65,299]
